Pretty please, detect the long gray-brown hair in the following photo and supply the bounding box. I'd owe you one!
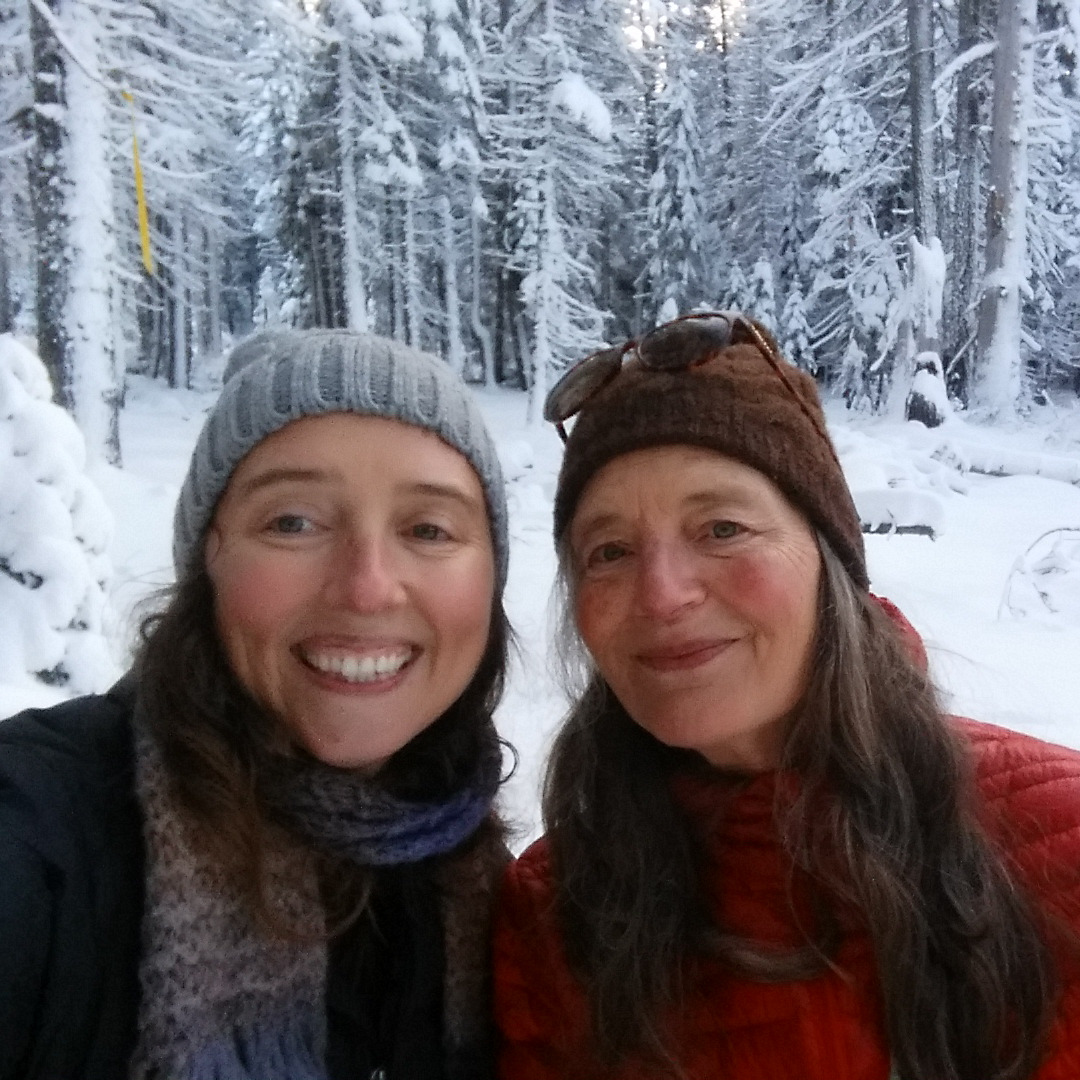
[543,535,1058,1080]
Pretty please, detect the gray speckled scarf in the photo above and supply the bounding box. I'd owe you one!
[128,722,505,1080]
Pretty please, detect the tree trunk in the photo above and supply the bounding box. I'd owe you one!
[898,0,946,422]
[387,194,405,339]
[469,184,494,385]
[441,194,464,375]
[908,0,936,257]
[527,169,557,426]
[403,193,419,346]
[28,0,70,408]
[64,0,119,461]
[0,182,12,334]
[973,0,1035,412]
[172,214,190,389]
[28,0,120,462]
[205,226,222,360]
[946,0,983,400]
[307,210,328,327]
[338,43,368,331]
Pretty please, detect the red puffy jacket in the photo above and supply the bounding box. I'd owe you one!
[495,719,1080,1079]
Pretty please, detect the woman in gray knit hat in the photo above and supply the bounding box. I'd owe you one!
[494,312,1080,1080]
[0,329,512,1080]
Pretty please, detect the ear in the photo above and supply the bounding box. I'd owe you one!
[203,527,222,570]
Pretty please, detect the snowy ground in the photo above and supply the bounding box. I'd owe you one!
[4,373,1080,849]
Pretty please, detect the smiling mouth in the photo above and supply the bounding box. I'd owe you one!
[300,647,415,684]
[638,640,735,672]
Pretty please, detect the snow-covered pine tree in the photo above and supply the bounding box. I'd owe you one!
[780,283,813,372]
[413,0,491,375]
[747,256,777,330]
[800,70,904,400]
[740,0,913,402]
[639,2,707,325]
[723,261,750,311]
[0,333,114,694]
[491,0,621,423]
[1019,0,1080,401]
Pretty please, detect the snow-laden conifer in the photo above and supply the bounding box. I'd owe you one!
[0,334,114,695]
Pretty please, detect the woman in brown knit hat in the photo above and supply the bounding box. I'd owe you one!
[493,312,1080,1080]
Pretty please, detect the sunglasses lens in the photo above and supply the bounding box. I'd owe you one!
[639,314,735,371]
[543,347,626,423]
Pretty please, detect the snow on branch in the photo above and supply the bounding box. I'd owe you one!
[932,41,996,93]
[372,12,424,63]
[26,0,118,94]
[551,73,612,141]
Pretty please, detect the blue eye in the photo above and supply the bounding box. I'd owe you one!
[270,514,311,535]
[710,521,739,539]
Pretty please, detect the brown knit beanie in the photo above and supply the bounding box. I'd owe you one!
[552,333,869,589]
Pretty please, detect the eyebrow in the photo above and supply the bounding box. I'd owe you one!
[572,487,756,542]
[232,471,484,512]
[409,482,487,514]
[233,468,326,499]
[682,488,756,510]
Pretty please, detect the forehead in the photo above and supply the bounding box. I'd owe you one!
[234,412,471,474]
[218,413,484,510]
[575,445,783,510]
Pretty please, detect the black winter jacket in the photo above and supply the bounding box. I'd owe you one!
[0,683,453,1080]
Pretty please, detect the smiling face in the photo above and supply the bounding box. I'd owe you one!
[205,413,495,770]
[569,446,821,772]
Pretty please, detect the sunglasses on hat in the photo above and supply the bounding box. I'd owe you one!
[543,310,832,453]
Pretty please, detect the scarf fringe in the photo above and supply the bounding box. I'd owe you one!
[187,1013,328,1080]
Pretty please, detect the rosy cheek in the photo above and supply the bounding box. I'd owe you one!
[211,557,289,635]
[722,556,780,603]
[722,555,809,622]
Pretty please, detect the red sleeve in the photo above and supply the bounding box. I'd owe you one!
[493,842,597,1080]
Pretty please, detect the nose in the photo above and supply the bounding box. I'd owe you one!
[327,532,406,613]
[635,540,707,621]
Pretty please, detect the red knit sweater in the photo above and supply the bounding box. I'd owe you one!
[494,719,1080,1079]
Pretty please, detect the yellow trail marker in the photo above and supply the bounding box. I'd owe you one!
[122,91,154,275]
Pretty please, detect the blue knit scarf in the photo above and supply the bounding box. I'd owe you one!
[262,736,501,866]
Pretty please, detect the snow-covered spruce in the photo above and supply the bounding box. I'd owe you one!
[0,334,114,694]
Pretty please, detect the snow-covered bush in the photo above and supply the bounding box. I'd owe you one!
[0,334,115,694]
[1000,528,1080,627]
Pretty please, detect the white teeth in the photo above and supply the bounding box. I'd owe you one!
[306,649,412,683]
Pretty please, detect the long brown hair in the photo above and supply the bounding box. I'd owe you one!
[544,536,1058,1079]
[134,560,511,932]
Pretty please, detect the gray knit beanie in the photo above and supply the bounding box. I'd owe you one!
[173,329,509,591]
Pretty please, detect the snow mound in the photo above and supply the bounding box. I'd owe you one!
[933,439,1080,486]
[0,334,118,694]
[854,488,943,537]
[838,426,961,538]
[500,438,535,482]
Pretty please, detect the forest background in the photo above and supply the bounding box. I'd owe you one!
[3,0,1080,466]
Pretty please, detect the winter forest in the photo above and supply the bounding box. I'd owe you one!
[3,0,1080,468]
